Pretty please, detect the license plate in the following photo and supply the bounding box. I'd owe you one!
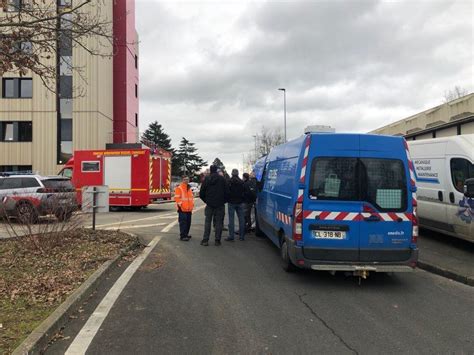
[313,230,346,239]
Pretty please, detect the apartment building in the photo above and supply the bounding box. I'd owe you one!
[371,93,474,140]
[0,0,139,175]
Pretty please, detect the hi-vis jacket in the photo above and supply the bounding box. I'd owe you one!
[174,183,194,212]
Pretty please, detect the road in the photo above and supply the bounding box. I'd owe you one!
[28,201,474,353]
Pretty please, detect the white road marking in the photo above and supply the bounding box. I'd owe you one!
[65,204,205,354]
[65,232,167,354]
[103,223,166,230]
[95,213,176,228]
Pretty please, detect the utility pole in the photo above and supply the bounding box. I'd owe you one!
[278,88,287,142]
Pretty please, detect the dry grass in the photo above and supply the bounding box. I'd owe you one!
[0,228,143,354]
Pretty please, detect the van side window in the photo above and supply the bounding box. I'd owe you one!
[450,158,474,193]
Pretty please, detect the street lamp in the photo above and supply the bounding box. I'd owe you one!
[252,134,257,160]
[278,88,287,142]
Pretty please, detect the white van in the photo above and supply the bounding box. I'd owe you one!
[408,135,474,242]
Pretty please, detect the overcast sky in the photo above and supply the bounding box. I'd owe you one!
[136,0,473,172]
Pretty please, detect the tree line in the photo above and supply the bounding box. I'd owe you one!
[141,121,206,179]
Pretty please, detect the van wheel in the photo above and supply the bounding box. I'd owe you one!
[255,214,264,237]
[281,239,297,272]
[16,201,38,224]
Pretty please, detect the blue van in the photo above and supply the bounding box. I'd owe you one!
[254,132,418,276]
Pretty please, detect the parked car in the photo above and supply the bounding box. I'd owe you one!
[254,128,418,277]
[0,174,77,223]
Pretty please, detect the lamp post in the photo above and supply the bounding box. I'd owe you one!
[278,88,287,142]
[252,134,257,161]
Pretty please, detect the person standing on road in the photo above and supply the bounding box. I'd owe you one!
[225,169,246,241]
[243,172,257,233]
[174,175,194,242]
[200,165,228,246]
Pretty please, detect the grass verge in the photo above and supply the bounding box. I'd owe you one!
[0,229,143,354]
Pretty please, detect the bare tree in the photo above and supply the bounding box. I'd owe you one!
[0,0,114,91]
[443,86,469,103]
[257,126,284,157]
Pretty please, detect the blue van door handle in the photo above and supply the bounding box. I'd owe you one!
[364,215,380,222]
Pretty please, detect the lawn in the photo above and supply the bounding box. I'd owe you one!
[0,229,142,354]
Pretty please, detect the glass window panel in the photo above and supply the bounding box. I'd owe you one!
[60,56,73,76]
[20,41,32,53]
[2,79,15,98]
[61,119,72,141]
[20,79,32,98]
[59,141,73,164]
[82,161,100,172]
[3,123,14,141]
[18,122,32,142]
[59,31,72,56]
[450,158,474,193]
[60,99,73,118]
[22,178,40,188]
[59,76,72,99]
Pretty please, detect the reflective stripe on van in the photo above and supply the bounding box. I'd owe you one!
[303,210,413,222]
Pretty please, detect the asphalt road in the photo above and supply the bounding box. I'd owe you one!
[41,201,474,354]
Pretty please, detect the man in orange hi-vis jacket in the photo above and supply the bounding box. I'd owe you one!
[174,175,195,241]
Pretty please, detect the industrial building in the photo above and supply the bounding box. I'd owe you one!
[371,93,474,140]
[0,0,139,175]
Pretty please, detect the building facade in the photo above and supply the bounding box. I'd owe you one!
[371,93,474,140]
[0,0,139,175]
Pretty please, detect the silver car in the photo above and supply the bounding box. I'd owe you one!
[0,174,77,223]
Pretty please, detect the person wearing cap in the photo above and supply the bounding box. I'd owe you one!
[225,168,247,241]
[199,165,229,246]
[174,175,194,241]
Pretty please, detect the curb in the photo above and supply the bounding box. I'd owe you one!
[12,233,142,355]
[418,260,474,287]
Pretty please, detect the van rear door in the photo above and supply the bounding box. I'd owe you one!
[303,135,361,262]
[358,136,413,262]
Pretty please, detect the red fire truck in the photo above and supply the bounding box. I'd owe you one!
[59,144,172,208]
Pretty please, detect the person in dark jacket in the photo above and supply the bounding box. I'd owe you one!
[225,169,246,241]
[199,165,228,246]
[243,172,257,233]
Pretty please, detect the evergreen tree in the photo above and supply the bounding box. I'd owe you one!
[174,137,207,178]
[140,121,173,152]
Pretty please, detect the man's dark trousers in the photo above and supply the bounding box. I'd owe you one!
[203,205,225,241]
[178,211,192,239]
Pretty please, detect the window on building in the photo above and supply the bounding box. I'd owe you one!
[2,78,32,98]
[4,0,21,12]
[450,158,474,193]
[61,119,72,141]
[60,56,73,76]
[135,84,138,98]
[0,121,32,142]
[0,165,32,173]
[59,76,72,98]
[58,0,72,7]
[60,99,72,118]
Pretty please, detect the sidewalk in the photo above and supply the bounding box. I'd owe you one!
[417,229,474,286]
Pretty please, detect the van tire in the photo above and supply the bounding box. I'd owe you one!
[255,214,264,237]
[281,239,297,272]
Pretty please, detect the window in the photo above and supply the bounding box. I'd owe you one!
[135,84,138,98]
[450,158,474,193]
[4,0,21,12]
[0,165,32,173]
[58,31,72,56]
[0,121,32,142]
[60,167,73,178]
[59,76,72,98]
[60,56,73,76]
[309,157,407,211]
[58,0,72,7]
[82,161,100,172]
[41,179,74,191]
[2,78,32,98]
[61,119,72,141]
[21,177,40,188]
[0,177,22,189]
[60,99,72,118]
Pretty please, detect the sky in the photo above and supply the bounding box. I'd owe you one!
[135,0,473,172]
